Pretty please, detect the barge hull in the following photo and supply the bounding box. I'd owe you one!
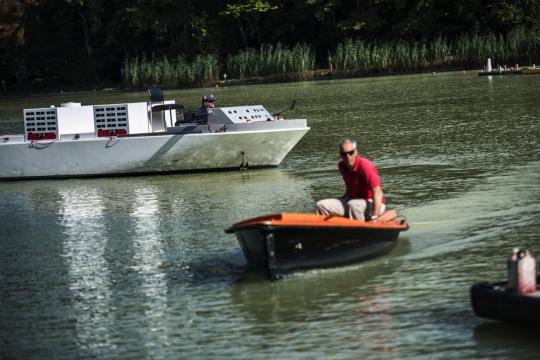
[0,127,308,179]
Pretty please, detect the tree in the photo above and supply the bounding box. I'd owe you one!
[221,0,278,50]
[0,0,36,86]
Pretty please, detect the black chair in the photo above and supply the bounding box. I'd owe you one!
[148,88,184,130]
[183,111,203,122]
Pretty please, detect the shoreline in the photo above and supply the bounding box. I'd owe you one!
[0,67,467,100]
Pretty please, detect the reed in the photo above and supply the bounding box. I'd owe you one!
[122,29,540,88]
[331,28,540,75]
[226,43,315,81]
[121,54,220,88]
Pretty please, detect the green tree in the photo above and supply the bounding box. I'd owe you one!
[221,0,278,50]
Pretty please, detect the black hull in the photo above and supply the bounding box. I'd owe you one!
[232,225,402,279]
[470,278,540,327]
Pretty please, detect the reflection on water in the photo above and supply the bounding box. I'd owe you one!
[226,239,410,358]
[1,73,540,358]
[60,187,114,353]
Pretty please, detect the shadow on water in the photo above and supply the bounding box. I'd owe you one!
[226,237,411,324]
[473,322,540,358]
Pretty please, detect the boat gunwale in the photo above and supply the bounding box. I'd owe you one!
[225,223,409,234]
[225,212,409,233]
[0,125,310,144]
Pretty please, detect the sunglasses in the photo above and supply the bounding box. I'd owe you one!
[339,150,356,157]
[205,100,215,103]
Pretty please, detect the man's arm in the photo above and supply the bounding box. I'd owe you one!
[338,161,349,200]
[370,186,383,221]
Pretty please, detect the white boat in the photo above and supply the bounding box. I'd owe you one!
[0,89,309,179]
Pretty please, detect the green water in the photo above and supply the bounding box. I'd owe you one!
[1,72,540,359]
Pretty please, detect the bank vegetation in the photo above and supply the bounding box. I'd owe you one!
[2,0,540,91]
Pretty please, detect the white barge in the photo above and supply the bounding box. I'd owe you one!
[0,89,309,179]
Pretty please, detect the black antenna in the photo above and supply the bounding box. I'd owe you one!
[273,100,296,117]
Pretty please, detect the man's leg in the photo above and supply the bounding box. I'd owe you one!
[316,198,347,216]
[347,199,386,220]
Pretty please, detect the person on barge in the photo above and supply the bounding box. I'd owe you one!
[199,93,216,123]
[316,138,385,222]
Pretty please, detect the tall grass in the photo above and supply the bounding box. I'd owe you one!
[226,43,315,81]
[122,44,315,87]
[332,28,540,75]
[122,29,540,88]
[121,54,220,88]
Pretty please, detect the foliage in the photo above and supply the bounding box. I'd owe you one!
[2,0,540,90]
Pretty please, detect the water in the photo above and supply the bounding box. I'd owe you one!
[1,72,540,359]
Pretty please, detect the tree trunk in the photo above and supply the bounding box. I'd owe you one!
[11,51,28,87]
[253,15,262,49]
[79,11,93,56]
[238,17,248,51]
[184,22,196,56]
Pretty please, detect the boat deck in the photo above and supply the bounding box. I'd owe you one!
[228,211,408,230]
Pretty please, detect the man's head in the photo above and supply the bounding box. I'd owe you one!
[338,138,357,169]
[202,93,216,108]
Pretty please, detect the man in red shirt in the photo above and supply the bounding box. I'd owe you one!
[316,138,386,221]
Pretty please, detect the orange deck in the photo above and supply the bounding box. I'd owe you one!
[231,211,408,230]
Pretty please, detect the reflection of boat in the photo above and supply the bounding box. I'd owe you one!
[0,88,309,179]
[470,277,540,327]
[225,211,409,280]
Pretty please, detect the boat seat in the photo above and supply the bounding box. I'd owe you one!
[175,110,203,125]
[184,111,203,122]
[148,88,185,130]
[148,87,165,103]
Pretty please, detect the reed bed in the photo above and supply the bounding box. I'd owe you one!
[332,28,540,74]
[226,43,315,81]
[121,44,315,87]
[121,54,220,88]
[122,29,540,88]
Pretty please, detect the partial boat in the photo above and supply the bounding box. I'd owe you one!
[477,55,524,76]
[522,67,540,75]
[0,88,309,179]
[225,210,409,280]
[470,277,540,327]
[478,69,522,76]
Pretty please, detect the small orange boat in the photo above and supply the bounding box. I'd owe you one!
[225,210,409,279]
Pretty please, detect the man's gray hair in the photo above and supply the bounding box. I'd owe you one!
[338,138,356,150]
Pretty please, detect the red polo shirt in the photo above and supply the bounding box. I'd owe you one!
[339,156,385,202]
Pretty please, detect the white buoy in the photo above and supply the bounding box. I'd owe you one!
[487,55,492,72]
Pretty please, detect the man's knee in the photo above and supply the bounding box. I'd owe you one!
[316,198,343,216]
[316,199,330,215]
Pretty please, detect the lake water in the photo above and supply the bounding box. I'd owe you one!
[1,72,540,359]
